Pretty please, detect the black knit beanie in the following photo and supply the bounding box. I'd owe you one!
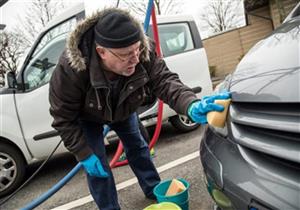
[94,11,142,48]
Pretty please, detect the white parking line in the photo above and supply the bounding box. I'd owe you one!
[51,151,199,210]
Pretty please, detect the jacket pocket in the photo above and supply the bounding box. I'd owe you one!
[128,87,145,105]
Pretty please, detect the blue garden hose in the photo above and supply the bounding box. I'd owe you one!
[143,0,154,32]
[21,163,82,210]
[20,1,155,209]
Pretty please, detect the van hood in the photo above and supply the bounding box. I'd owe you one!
[230,18,300,103]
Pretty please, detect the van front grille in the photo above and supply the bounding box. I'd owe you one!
[229,102,300,164]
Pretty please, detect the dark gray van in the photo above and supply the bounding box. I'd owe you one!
[200,3,300,210]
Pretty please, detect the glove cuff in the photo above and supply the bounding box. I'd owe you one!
[186,100,200,122]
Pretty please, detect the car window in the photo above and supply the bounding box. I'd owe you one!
[148,22,194,57]
[32,18,76,57]
[23,18,76,91]
[23,37,66,90]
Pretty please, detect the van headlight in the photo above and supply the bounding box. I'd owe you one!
[213,74,231,93]
[209,125,228,137]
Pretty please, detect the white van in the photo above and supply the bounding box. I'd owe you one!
[0,3,212,196]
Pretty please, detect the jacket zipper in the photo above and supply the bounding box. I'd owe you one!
[94,87,112,121]
[94,88,102,110]
[105,88,112,121]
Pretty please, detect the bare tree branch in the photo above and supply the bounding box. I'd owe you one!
[120,0,182,17]
[1,0,70,86]
[200,0,244,35]
[0,31,26,86]
[13,0,67,50]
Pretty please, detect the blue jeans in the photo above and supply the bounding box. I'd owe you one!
[80,113,160,210]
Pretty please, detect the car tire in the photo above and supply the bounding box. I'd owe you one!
[0,143,26,197]
[169,114,200,132]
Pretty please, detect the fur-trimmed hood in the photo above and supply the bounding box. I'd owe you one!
[66,8,150,71]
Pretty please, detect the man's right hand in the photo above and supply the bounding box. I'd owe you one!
[187,91,231,124]
[80,154,109,178]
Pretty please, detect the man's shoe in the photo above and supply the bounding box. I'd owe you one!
[117,152,127,162]
[150,148,155,157]
[118,148,155,162]
[145,193,157,201]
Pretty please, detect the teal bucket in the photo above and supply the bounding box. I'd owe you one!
[153,178,190,210]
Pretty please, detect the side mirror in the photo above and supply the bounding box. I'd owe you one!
[7,71,17,89]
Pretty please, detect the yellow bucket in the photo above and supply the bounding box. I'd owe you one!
[143,202,182,210]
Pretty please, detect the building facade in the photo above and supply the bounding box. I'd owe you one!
[203,0,298,78]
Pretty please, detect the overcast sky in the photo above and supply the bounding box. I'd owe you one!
[0,0,211,29]
[0,0,83,30]
[1,0,245,38]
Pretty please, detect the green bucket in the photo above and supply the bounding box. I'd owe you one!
[153,178,190,210]
[143,202,182,210]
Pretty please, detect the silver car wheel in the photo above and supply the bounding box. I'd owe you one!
[169,114,200,132]
[178,114,197,127]
[0,152,17,192]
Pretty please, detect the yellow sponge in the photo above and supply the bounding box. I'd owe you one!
[207,99,231,128]
[165,179,186,196]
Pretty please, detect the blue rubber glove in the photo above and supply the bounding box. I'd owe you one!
[187,91,231,124]
[80,154,109,178]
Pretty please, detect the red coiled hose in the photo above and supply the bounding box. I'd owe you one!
[110,6,163,168]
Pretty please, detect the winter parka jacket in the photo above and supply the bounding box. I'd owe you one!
[49,8,198,161]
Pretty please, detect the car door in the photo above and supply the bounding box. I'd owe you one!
[139,19,213,131]
[156,21,213,97]
[14,18,77,159]
[150,19,213,97]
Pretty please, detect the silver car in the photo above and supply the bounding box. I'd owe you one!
[200,3,300,210]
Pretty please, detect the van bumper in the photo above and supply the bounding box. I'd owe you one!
[200,126,300,210]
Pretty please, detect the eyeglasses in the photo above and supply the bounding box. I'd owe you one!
[106,46,145,62]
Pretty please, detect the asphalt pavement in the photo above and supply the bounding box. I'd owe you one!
[0,123,214,210]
